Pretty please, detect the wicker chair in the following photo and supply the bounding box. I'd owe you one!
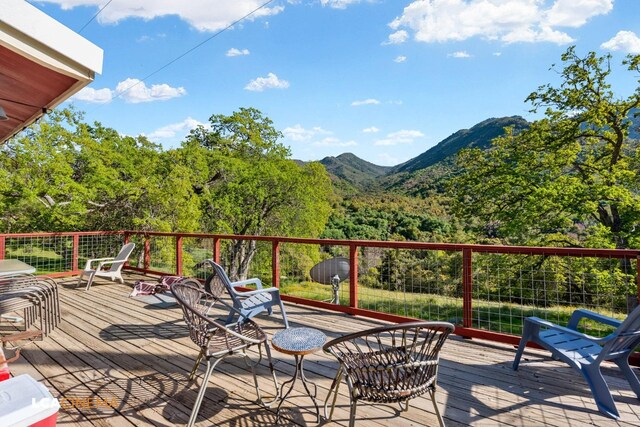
[323,321,454,427]
[171,279,279,427]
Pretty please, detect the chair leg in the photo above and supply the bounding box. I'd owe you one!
[582,364,620,419]
[187,358,219,427]
[188,350,204,382]
[85,271,97,291]
[614,357,640,399]
[76,272,85,288]
[324,366,343,422]
[348,396,358,427]
[513,319,538,370]
[430,388,446,427]
[244,345,279,408]
[279,300,289,328]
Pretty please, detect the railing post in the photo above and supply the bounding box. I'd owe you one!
[123,231,130,245]
[72,234,79,272]
[463,248,473,328]
[144,236,151,272]
[349,244,358,309]
[0,236,5,260]
[637,256,640,306]
[213,237,220,264]
[272,240,280,288]
[176,236,183,276]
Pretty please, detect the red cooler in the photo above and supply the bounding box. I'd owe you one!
[0,374,58,427]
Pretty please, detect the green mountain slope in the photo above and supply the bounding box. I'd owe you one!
[318,153,391,191]
[390,116,529,174]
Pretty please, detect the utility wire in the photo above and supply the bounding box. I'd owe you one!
[113,0,276,101]
[78,0,114,33]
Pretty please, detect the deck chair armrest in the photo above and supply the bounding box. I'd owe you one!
[233,287,280,297]
[527,316,606,343]
[84,257,115,269]
[230,278,263,289]
[567,309,622,330]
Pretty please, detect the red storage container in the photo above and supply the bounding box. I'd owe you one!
[0,375,58,427]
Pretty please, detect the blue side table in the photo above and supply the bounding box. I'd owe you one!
[272,327,326,425]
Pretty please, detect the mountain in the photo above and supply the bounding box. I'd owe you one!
[390,116,529,174]
[318,153,391,191]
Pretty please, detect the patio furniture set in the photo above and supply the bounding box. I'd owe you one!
[171,259,455,427]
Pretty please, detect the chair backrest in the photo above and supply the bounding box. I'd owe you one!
[323,321,454,401]
[197,259,235,299]
[108,243,135,272]
[171,279,224,349]
[602,304,640,357]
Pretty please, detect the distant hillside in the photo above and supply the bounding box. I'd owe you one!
[318,153,391,191]
[390,116,529,174]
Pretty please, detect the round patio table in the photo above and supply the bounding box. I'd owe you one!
[272,327,326,425]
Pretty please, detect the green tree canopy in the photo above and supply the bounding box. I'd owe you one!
[183,108,333,279]
[451,47,640,249]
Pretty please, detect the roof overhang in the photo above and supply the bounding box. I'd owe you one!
[0,0,103,144]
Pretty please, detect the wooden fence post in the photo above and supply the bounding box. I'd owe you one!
[463,248,473,329]
[272,240,280,288]
[349,244,358,309]
[176,236,183,276]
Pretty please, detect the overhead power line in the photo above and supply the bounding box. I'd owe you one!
[113,0,276,101]
[78,0,114,33]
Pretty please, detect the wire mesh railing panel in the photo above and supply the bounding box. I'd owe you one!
[358,248,463,324]
[279,243,349,302]
[78,234,127,271]
[182,237,215,278]
[4,235,75,274]
[472,253,637,336]
[215,239,273,287]
[148,235,176,274]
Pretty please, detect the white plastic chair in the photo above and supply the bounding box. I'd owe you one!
[77,243,135,290]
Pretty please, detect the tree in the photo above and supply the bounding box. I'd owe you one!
[184,108,333,280]
[0,108,199,234]
[451,47,640,249]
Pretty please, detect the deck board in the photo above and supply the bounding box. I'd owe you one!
[5,272,640,426]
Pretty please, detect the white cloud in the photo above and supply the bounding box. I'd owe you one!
[389,0,613,45]
[601,31,640,54]
[448,51,471,58]
[394,55,407,63]
[493,52,502,56]
[384,30,409,45]
[374,129,424,146]
[115,78,186,103]
[147,117,207,140]
[362,126,380,133]
[283,124,331,142]
[39,0,284,32]
[244,73,290,91]
[351,98,380,106]
[320,0,363,9]
[545,0,612,27]
[70,87,113,104]
[226,48,250,57]
[314,137,357,147]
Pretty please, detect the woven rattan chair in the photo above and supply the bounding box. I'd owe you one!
[323,321,454,427]
[171,279,279,427]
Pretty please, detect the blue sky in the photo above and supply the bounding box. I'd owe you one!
[31,0,640,166]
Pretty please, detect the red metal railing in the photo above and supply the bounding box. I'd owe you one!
[1,230,639,351]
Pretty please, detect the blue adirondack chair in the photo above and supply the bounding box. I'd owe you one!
[513,305,640,419]
[196,259,289,328]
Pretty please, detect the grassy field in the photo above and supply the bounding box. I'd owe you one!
[280,279,625,337]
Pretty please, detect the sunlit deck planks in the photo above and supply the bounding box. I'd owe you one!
[7,272,640,426]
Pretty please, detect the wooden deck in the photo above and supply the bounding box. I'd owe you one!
[7,272,640,426]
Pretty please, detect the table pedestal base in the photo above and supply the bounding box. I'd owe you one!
[275,354,320,425]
